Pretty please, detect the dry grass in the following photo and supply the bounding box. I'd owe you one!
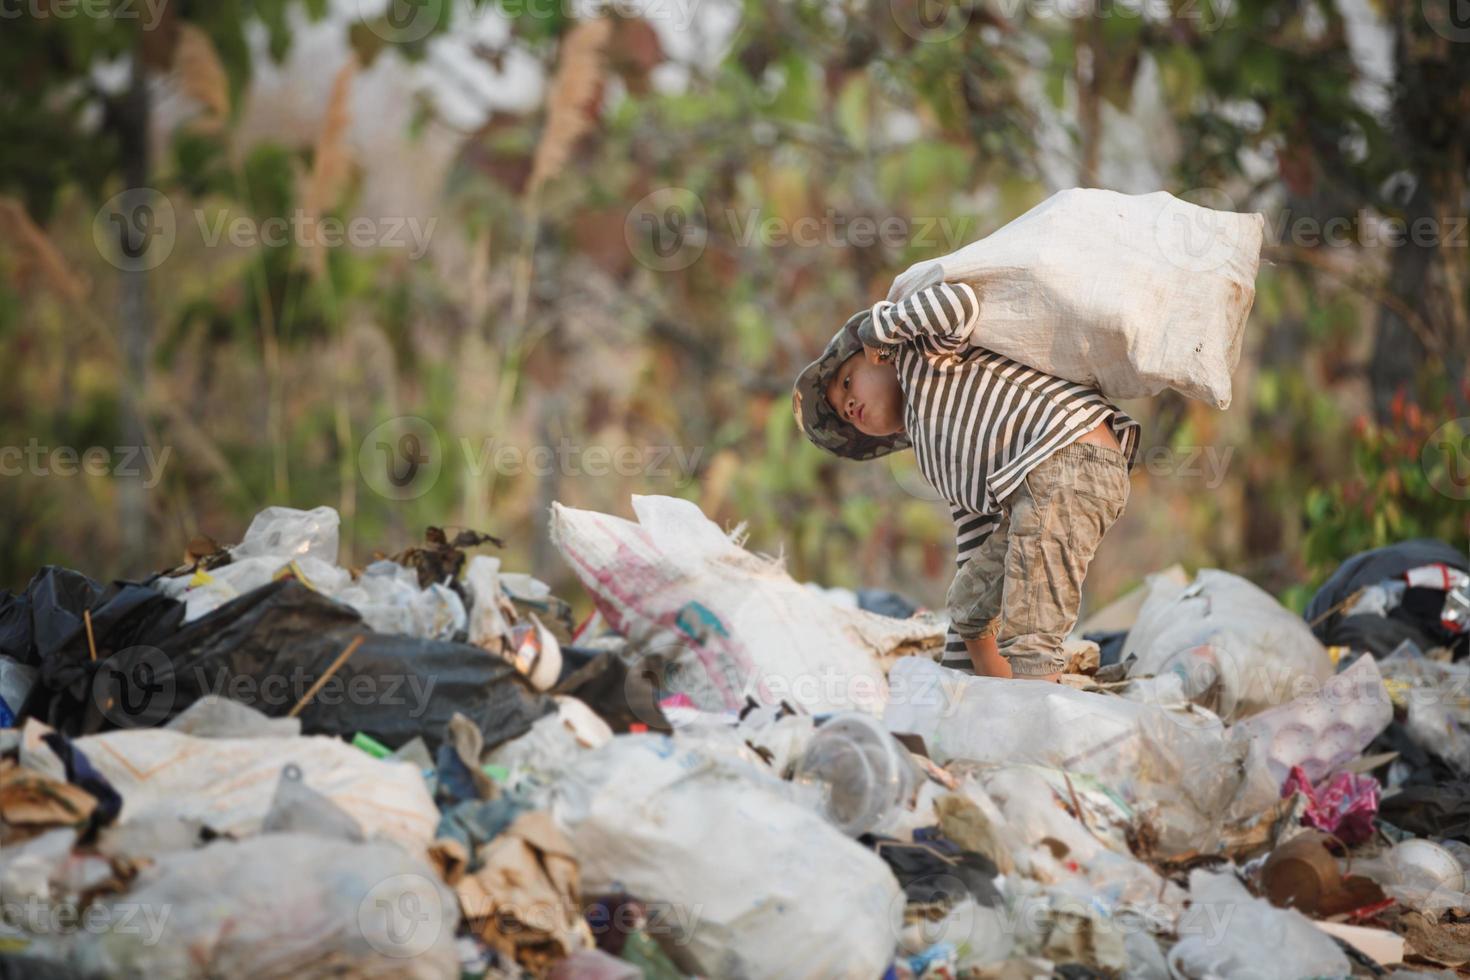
[0,196,90,304]
[526,18,613,200]
[299,57,358,278]
[175,25,231,130]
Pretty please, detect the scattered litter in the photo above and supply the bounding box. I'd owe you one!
[3,500,1468,978]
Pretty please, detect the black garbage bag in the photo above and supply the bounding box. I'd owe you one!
[9,567,185,726]
[1304,540,1469,658]
[3,566,184,670]
[1379,782,1470,843]
[553,645,670,733]
[52,579,552,752]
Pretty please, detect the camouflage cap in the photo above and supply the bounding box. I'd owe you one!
[791,309,911,461]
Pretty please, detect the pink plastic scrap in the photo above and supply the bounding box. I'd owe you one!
[1282,766,1379,844]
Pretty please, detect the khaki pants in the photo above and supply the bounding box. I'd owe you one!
[947,441,1131,676]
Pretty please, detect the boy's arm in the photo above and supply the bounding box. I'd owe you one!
[867,281,981,352]
[945,504,1000,669]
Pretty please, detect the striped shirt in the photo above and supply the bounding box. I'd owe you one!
[869,281,1141,662]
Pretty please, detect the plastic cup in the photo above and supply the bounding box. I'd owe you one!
[793,713,920,836]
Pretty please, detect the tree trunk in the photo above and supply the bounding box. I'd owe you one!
[117,49,152,573]
[1368,181,1436,422]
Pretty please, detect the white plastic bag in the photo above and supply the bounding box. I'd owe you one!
[886,188,1264,408]
[1168,869,1350,979]
[551,734,902,979]
[549,495,944,716]
[72,833,459,979]
[883,658,1263,854]
[155,506,468,641]
[1121,569,1333,722]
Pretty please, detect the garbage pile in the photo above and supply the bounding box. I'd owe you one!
[1,497,1468,978]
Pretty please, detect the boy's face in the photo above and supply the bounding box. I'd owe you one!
[824,351,905,437]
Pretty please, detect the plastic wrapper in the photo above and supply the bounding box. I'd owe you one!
[551,734,902,979]
[1121,569,1333,722]
[1281,767,1380,844]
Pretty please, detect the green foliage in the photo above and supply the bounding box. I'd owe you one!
[1302,393,1470,589]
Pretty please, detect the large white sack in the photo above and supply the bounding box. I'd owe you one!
[72,833,459,980]
[21,721,440,856]
[549,495,944,716]
[551,734,902,979]
[886,188,1263,408]
[1121,569,1334,723]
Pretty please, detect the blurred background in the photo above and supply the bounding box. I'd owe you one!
[1,0,1467,616]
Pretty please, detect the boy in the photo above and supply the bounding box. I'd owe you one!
[792,281,1139,680]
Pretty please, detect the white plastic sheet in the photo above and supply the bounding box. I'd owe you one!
[154,507,470,641]
[549,495,944,716]
[21,721,440,857]
[1121,569,1334,722]
[1168,869,1351,979]
[551,734,902,979]
[1230,654,1393,785]
[885,188,1263,408]
[883,657,1268,854]
[72,833,459,980]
